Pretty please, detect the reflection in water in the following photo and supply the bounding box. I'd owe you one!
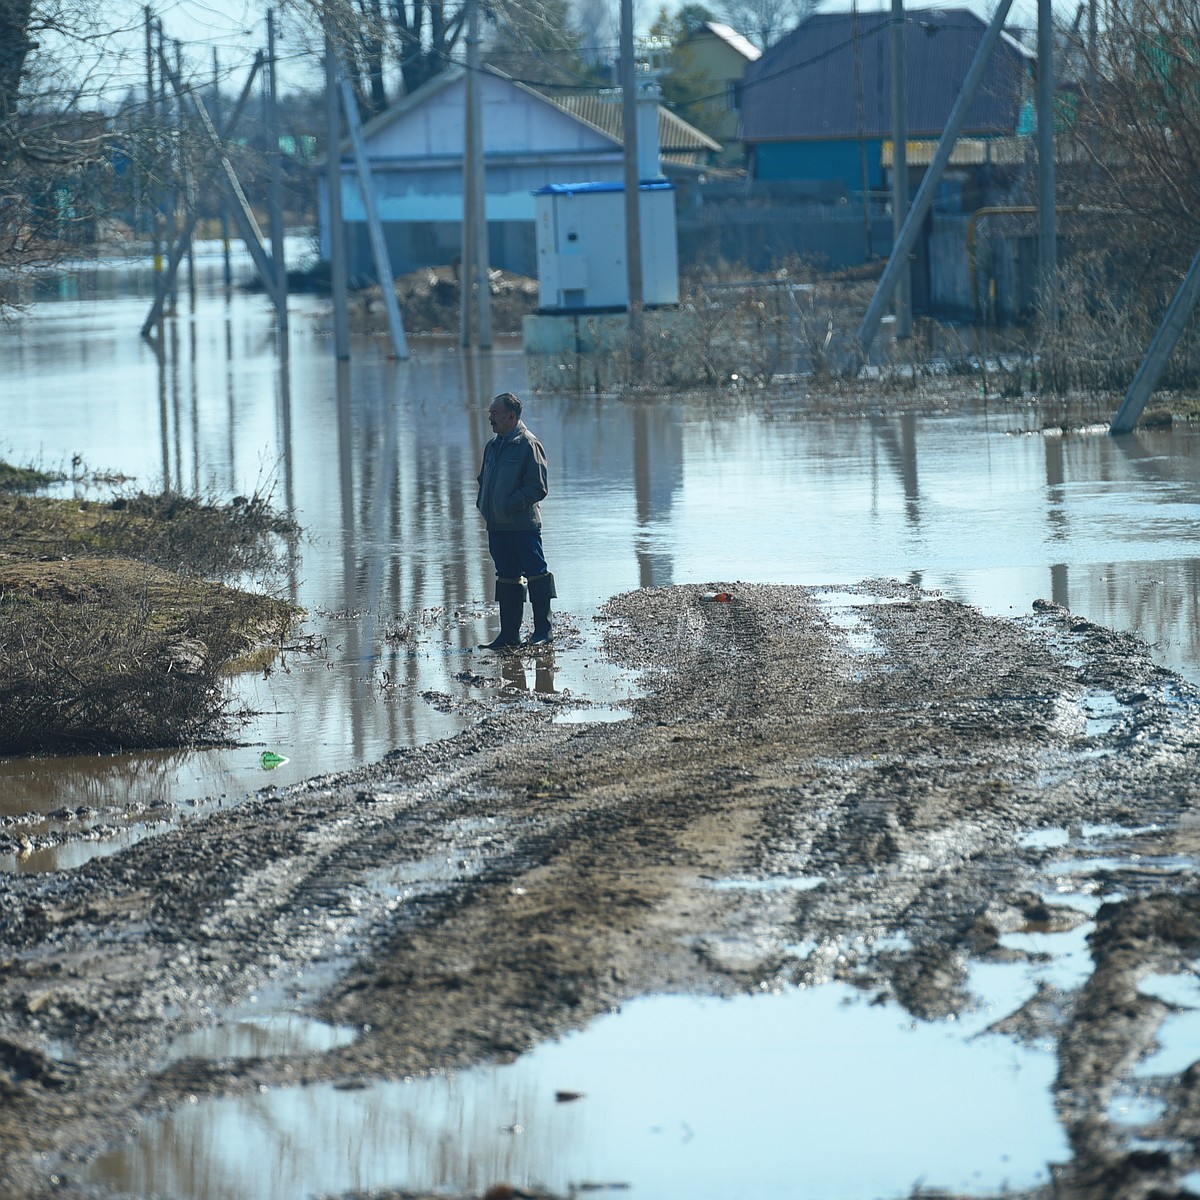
[4,282,1200,855]
[90,984,1066,1200]
[165,1015,358,1063]
[869,411,920,528]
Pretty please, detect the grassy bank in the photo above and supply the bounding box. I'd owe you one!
[0,472,300,755]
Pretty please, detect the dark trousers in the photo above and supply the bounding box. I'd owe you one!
[488,530,549,579]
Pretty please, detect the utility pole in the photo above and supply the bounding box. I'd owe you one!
[213,48,232,291]
[1110,243,1200,434]
[856,0,1015,363]
[1037,0,1057,325]
[144,7,159,263]
[324,24,350,359]
[889,0,911,337]
[157,21,177,314]
[462,0,492,348]
[852,0,873,260]
[460,70,475,349]
[619,0,643,363]
[267,10,289,338]
[176,39,196,312]
[338,69,409,357]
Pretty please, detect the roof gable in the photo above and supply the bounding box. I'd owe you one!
[356,67,622,159]
[687,22,762,63]
[740,7,1031,143]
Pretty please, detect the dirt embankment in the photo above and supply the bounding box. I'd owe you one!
[2,582,1200,1198]
[0,480,299,755]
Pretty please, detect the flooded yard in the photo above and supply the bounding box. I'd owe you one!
[4,259,1200,1200]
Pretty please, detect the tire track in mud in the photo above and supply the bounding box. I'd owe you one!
[3,582,1200,1199]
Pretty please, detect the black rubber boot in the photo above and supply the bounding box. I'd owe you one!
[526,571,556,645]
[479,577,526,650]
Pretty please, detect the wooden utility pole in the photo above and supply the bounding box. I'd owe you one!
[852,0,873,259]
[338,69,409,357]
[144,7,159,264]
[1110,244,1200,434]
[212,48,233,290]
[157,21,177,314]
[176,39,197,312]
[144,49,286,337]
[856,0,1015,363]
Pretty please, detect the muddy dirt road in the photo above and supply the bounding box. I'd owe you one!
[3,582,1200,1199]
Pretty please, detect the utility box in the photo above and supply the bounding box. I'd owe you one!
[533,180,679,312]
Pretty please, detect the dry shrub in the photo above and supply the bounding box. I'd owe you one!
[0,464,61,493]
[100,490,301,578]
[1016,245,1200,397]
[0,560,294,754]
[525,261,875,393]
[0,489,299,581]
[0,479,301,755]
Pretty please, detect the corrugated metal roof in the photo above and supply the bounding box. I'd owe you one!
[740,8,1031,143]
[551,92,722,154]
[880,136,1031,166]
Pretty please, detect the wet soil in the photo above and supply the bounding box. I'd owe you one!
[2,582,1200,1198]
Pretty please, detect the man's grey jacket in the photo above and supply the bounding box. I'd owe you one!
[476,421,548,531]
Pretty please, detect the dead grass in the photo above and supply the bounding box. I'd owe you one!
[0,476,301,755]
[0,464,61,494]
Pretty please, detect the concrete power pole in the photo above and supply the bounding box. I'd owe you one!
[1037,0,1057,324]
[619,0,643,361]
[324,24,351,359]
[462,0,492,348]
[890,0,911,337]
[267,10,288,339]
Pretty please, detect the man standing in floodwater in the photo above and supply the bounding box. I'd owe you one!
[476,391,557,649]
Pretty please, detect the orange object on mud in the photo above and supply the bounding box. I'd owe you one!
[702,591,733,602]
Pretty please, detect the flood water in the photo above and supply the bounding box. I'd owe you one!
[7,250,1200,1197]
[92,979,1067,1200]
[6,252,1200,853]
[6,253,1200,859]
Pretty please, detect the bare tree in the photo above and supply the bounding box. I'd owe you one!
[0,1,142,305]
[1064,0,1200,261]
[1044,0,1200,387]
[571,0,618,66]
[717,0,820,51]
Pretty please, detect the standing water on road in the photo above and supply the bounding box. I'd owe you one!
[4,271,1200,844]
